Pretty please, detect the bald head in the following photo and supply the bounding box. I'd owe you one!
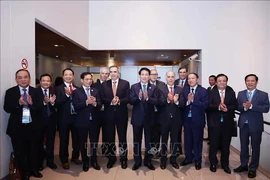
[99,67,109,81]
[166,71,175,86]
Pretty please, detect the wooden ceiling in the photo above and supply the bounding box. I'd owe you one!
[35,22,200,66]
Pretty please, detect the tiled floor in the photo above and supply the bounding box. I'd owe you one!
[35,124,270,180]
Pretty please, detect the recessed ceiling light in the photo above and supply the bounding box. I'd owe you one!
[161,54,164,57]
[70,60,73,62]
[54,44,59,47]
[56,55,58,58]
[184,55,186,57]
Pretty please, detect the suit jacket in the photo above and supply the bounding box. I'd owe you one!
[92,79,102,90]
[175,78,189,87]
[237,89,269,132]
[208,86,237,131]
[4,86,43,137]
[36,87,57,126]
[55,83,78,125]
[72,86,101,128]
[100,79,130,122]
[130,82,159,126]
[158,85,185,126]
[183,85,208,127]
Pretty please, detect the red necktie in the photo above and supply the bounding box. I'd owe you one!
[69,85,73,95]
[170,86,174,103]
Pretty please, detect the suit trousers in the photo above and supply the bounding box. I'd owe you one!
[11,123,39,176]
[78,125,99,164]
[38,117,57,166]
[209,125,232,167]
[133,122,152,164]
[184,118,204,163]
[240,124,262,170]
[59,118,80,164]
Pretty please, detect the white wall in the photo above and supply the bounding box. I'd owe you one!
[89,0,270,170]
[0,1,89,178]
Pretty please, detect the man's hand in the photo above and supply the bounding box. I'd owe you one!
[219,102,228,112]
[49,94,56,104]
[187,93,194,103]
[64,87,71,95]
[173,94,179,103]
[139,89,143,99]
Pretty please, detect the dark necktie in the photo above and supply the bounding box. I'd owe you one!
[44,89,52,116]
[181,80,184,87]
[22,88,27,103]
[191,88,194,94]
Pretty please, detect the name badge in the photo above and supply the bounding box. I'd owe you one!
[89,113,93,121]
[188,110,192,117]
[220,115,224,122]
[22,107,30,123]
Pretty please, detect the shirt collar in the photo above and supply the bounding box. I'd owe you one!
[64,82,72,87]
[190,85,198,92]
[247,88,256,94]
[19,86,29,92]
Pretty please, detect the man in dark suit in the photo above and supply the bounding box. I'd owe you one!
[204,75,216,142]
[208,74,237,174]
[234,74,270,178]
[55,68,81,169]
[4,69,43,180]
[149,68,165,158]
[72,72,101,171]
[174,67,189,155]
[174,67,189,88]
[158,71,185,170]
[92,67,110,155]
[180,73,208,170]
[37,74,57,170]
[100,65,130,169]
[130,67,159,171]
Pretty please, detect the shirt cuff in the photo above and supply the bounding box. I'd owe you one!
[175,101,179,105]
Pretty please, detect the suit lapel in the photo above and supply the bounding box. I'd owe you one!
[251,90,259,103]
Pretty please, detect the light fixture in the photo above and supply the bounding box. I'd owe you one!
[56,55,58,58]
[54,44,59,47]
[70,60,73,62]
[161,54,164,57]
[184,55,186,57]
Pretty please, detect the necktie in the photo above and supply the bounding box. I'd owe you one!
[220,90,225,103]
[69,84,73,95]
[191,88,194,94]
[248,91,252,101]
[142,84,146,100]
[169,86,174,103]
[44,89,52,116]
[22,88,27,104]
[86,87,90,97]
[112,81,117,96]
[181,80,184,87]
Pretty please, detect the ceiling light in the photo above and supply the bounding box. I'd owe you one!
[161,54,164,57]
[56,55,58,58]
[184,55,186,57]
[54,44,59,47]
[70,60,73,62]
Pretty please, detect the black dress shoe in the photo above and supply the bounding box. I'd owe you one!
[38,165,44,171]
[180,159,192,166]
[248,170,256,178]
[223,166,231,174]
[195,162,201,170]
[121,160,127,169]
[30,171,43,178]
[91,162,101,170]
[170,162,179,169]
[22,175,30,180]
[210,165,217,172]
[82,164,89,172]
[132,163,141,170]
[144,162,155,170]
[233,165,248,172]
[107,159,116,169]
[160,161,166,170]
[47,163,57,169]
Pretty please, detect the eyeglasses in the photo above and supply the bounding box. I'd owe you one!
[150,74,158,76]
